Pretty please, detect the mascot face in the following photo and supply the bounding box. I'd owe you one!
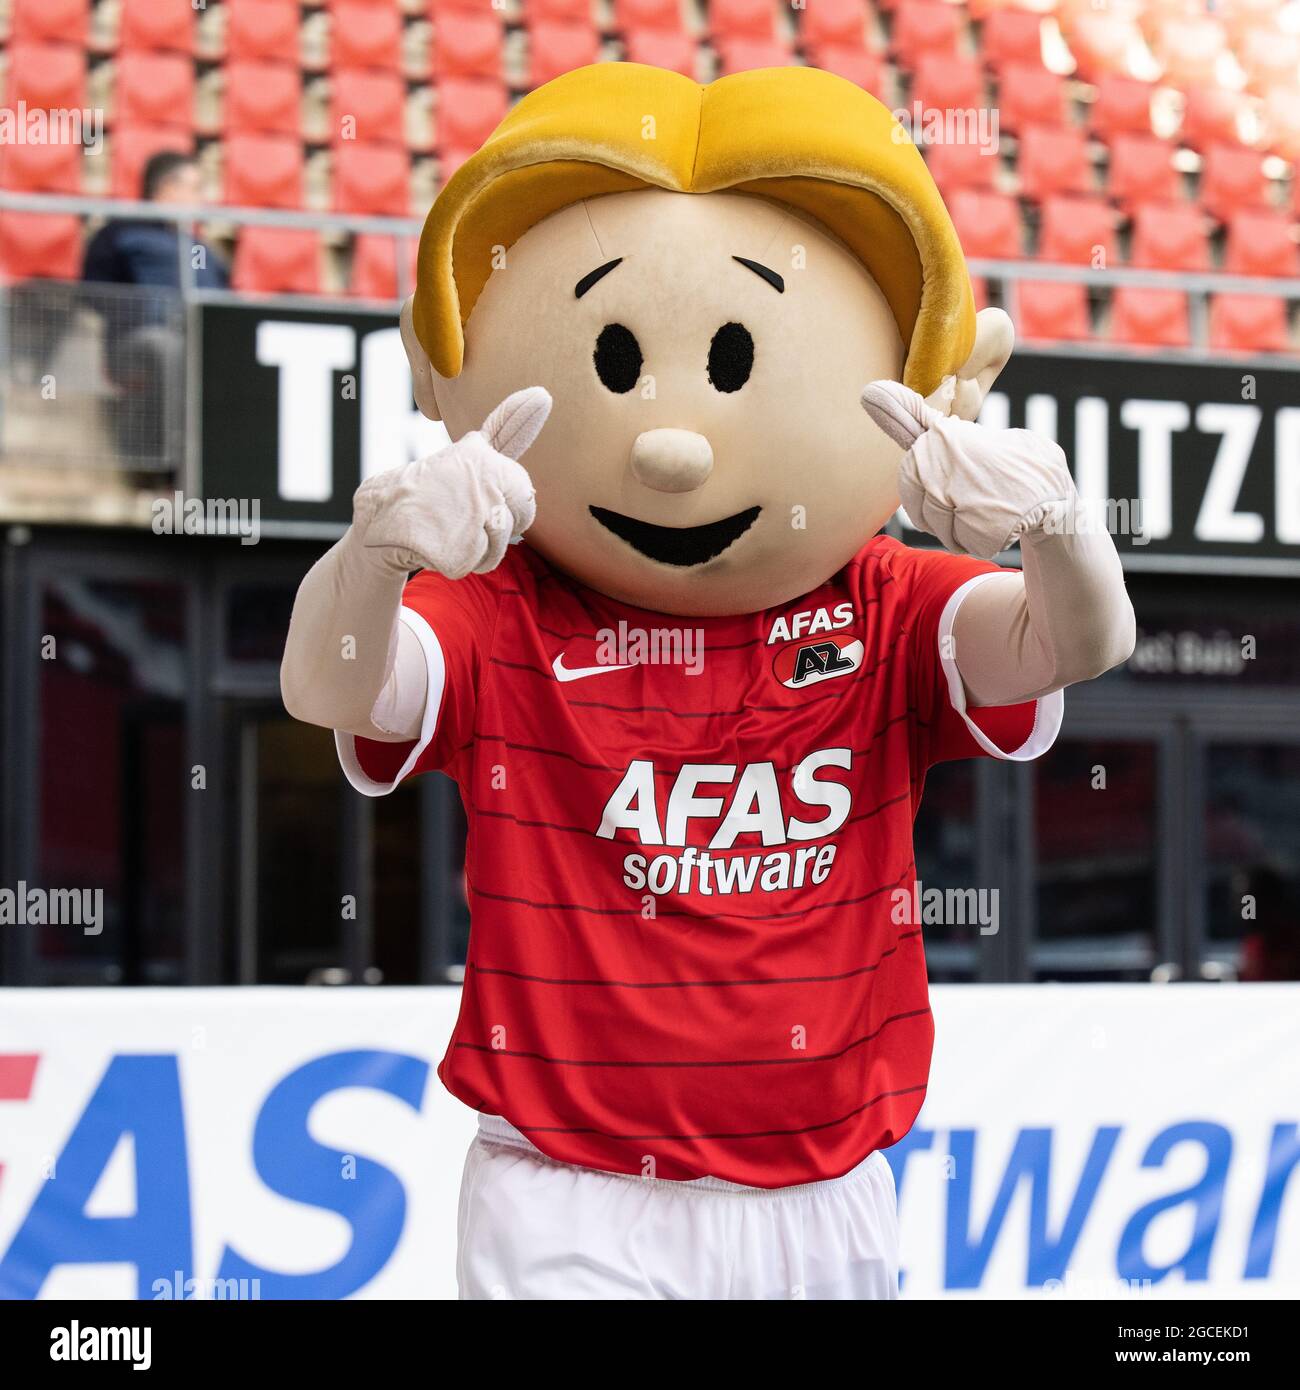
[420,188,907,617]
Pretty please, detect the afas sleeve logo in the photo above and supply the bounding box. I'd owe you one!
[767,603,863,689]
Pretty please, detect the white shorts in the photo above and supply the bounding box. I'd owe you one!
[457,1115,900,1300]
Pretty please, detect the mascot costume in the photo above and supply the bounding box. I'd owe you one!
[282,63,1135,1300]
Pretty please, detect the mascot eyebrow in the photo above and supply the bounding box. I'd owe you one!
[732,257,784,293]
[573,255,785,299]
[574,258,623,298]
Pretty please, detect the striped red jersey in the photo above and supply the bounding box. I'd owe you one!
[342,536,1059,1187]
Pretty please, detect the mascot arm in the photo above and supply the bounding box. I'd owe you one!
[861,380,1136,709]
[279,387,551,742]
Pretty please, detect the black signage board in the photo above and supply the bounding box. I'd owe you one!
[199,302,1300,574]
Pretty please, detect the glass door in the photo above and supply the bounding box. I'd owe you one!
[1195,733,1300,982]
[1023,720,1176,981]
[223,702,349,984]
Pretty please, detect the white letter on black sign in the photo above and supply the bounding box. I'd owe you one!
[255,322,356,502]
[1278,407,1300,545]
[359,327,449,482]
[1120,399,1189,540]
[1194,403,1263,544]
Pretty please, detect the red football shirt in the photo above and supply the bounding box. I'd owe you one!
[340,536,1061,1186]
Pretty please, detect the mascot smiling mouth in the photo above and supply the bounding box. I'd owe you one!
[589,505,761,566]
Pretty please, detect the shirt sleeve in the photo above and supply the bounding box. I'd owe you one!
[882,542,1064,768]
[334,567,501,796]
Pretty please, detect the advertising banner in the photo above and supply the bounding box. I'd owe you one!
[1,985,1296,1299]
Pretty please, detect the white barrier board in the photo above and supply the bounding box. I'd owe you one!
[0,985,1296,1299]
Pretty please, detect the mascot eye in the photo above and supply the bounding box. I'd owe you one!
[707,322,754,393]
[593,323,643,394]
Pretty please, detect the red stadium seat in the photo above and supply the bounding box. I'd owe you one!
[1062,9,1140,80]
[109,124,192,199]
[946,188,1024,259]
[1153,15,1227,88]
[333,140,410,215]
[980,9,1043,70]
[714,37,794,75]
[1179,86,1249,149]
[10,0,89,47]
[224,132,304,208]
[970,274,988,312]
[224,0,300,65]
[0,137,82,193]
[438,145,475,186]
[614,0,685,33]
[434,78,508,153]
[798,0,869,49]
[1087,76,1155,140]
[527,21,601,86]
[889,2,963,65]
[1223,210,1299,277]
[351,233,418,299]
[1197,142,1270,221]
[1263,85,1300,162]
[923,137,998,194]
[805,44,884,95]
[331,69,404,145]
[231,228,321,295]
[1129,203,1209,271]
[1037,195,1117,267]
[432,9,505,81]
[1017,124,1093,200]
[0,212,82,281]
[331,0,403,69]
[1235,24,1300,96]
[1209,294,1290,353]
[708,0,777,41]
[223,60,300,137]
[114,52,196,130]
[1105,134,1181,208]
[625,30,697,76]
[3,42,87,113]
[119,0,194,54]
[1015,281,1091,341]
[910,55,984,116]
[1109,288,1190,347]
[995,63,1067,132]
[523,0,594,21]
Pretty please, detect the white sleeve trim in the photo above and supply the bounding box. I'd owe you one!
[936,572,1064,762]
[334,606,446,797]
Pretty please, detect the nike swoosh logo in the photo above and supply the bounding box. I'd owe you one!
[552,654,633,683]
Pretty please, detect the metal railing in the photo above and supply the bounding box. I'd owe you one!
[0,191,1294,493]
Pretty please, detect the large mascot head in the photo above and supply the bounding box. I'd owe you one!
[402,62,1012,616]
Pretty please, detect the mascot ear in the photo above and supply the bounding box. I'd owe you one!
[926,307,1014,422]
[401,296,443,422]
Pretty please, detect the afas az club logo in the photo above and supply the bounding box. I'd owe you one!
[768,603,863,689]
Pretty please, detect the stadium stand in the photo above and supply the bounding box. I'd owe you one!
[0,0,1290,355]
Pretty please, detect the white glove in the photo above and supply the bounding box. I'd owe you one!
[356,386,551,578]
[281,386,551,742]
[860,378,1075,560]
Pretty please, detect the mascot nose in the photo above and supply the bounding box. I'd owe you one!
[629,429,714,493]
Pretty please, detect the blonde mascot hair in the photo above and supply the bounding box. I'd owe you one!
[412,61,975,397]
